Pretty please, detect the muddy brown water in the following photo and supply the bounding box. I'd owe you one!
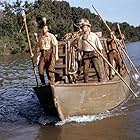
[0,42,140,140]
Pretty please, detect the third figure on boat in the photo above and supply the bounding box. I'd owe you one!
[107,31,123,80]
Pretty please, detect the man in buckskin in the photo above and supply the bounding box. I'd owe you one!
[37,25,59,85]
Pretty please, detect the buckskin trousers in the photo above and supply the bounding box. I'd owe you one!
[38,50,55,85]
[83,51,102,82]
[108,50,122,79]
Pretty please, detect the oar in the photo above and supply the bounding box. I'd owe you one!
[22,11,39,86]
[116,39,140,77]
[92,5,111,32]
[115,24,135,86]
[34,32,39,42]
[91,7,135,86]
[34,32,42,66]
[117,24,125,46]
[109,27,138,87]
[124,62,136,87]
[92,4,140,78]
[85,39,138,98]
[117,24,137,86]
[117,24,140,76]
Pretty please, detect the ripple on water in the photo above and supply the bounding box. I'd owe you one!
[0,54,44,124]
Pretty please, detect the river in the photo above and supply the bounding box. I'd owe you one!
[0,42,140,140]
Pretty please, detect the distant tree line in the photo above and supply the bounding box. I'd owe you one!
[0,0,140,54]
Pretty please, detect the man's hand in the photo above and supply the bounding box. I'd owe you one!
[31,52,34,58]
[55,55,59,61]
[77,52,82,60]
[100,49,103,54]
[82,34,88,40]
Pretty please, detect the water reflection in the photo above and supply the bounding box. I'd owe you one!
[36,115,132,140]
[36,126,62,140]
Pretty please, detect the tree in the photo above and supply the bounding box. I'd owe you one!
[0,0,140,54]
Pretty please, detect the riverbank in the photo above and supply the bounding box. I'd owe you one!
[0,47,31,56]
[0,40,139,57]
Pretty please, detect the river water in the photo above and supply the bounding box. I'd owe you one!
[0,42,140,140]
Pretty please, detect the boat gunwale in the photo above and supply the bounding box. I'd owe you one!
[54,72,128,87]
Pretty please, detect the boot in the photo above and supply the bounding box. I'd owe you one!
[84,75,88,83]
[49,77,55,85]
[39,74,46,86]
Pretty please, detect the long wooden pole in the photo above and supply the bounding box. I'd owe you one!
[117,24,125,46]
[117,24,140,76]
[34,32,39,42]
[92,5,111,32]
[92,4,140,77]
[85,39,138,97]
[34,32,41,66]
[124,62,136,87]
[22,12,39,86]
[92,5,136,86]
[119,44,140,77]
[116,24,136,87]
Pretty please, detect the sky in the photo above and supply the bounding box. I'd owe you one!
[7,0,140,26]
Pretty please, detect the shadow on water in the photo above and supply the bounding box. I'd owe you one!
[0,42,140,140]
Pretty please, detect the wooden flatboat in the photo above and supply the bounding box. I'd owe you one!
[34,72,130,120]
[33,36,131,121]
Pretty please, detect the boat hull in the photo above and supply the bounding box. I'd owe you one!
[34,73,130,120]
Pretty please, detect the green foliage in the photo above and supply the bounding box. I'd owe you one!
[0,0,140,54]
